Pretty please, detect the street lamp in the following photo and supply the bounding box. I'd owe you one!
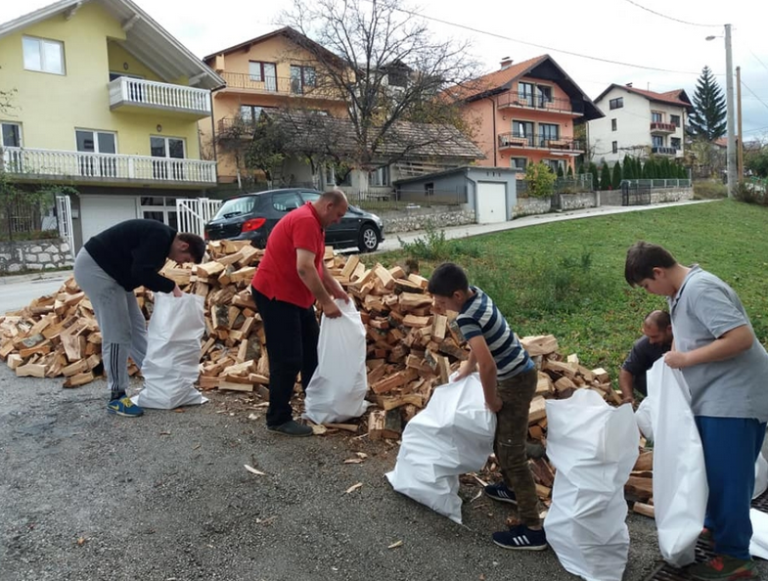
[706,24,736,199]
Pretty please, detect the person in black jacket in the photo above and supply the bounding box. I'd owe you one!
[73,219,206,417]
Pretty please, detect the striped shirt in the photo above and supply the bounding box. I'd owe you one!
[456,286,533,380]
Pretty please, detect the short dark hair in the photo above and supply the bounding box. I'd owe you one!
[645,309,671,329]
[177,233,206,264]
[624,241,677,286]
[427,262,469,297]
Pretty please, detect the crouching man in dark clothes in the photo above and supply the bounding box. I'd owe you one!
[618,309,673,405]
[73,219,206,417]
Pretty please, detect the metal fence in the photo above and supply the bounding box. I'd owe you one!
[355,190,465,211]
[517,173,594,197]
[620,179,691,189]
[0,195,57,241]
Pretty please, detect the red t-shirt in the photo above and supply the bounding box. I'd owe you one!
[252,202,324,309]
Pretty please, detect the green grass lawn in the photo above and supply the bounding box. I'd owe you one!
[374,200,768,381]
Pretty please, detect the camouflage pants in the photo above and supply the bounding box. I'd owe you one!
[495,367,540,528]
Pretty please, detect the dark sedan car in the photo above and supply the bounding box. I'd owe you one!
[204,188,385,253]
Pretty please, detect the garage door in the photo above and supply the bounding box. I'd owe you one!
[476,182,508,224]
[79,195,139,244]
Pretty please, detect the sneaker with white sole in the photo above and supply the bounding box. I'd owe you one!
[107,396,144,418]
[492,525,547,551]
[484,481,517,504]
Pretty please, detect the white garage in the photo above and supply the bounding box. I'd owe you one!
[476,182,508,224]
[79,195,140,245]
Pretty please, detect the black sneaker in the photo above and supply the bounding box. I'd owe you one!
[484,482,517,504]
[267,420,313,437]
[492,525,547,551]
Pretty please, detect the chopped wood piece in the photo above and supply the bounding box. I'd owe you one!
[592,368,610,383]
[368,409,403,440]
[528,396,547,424]
[63,371,95,388]
[632,502,655,519]
[16,363,47,378]
[520,335,559,357]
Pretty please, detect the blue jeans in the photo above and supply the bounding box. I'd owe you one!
[696,416,766,560]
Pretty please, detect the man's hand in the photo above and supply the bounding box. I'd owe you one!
[664,350,690,369]
[321,299,342,319]
[172,284,183,298]
[329,282,350,303]
[485,393,503,413]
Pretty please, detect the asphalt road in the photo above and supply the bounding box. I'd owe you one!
[0,274,70,314]
[0,368,678,581]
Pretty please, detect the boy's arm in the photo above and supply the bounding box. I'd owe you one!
[453,348,478,380]
[665,325,754,369]
[466,335,501,412]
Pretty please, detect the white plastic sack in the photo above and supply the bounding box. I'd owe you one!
[635,396,654,440]
[647,359,708,567]
[386,373,496,524]
[544,389,639,581]
[133,293,208,409]
[750,509,768,560]
[755,453,768,500]
[303,299,369,425]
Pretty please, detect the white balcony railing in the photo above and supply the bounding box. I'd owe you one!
[1,147,217,185]
[108,77,211,116]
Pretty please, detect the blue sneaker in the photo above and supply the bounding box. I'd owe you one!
[107,396,144,418]
[492,525,547,551]
[484,482,517,504]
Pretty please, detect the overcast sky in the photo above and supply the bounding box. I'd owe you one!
[3,0,767,137]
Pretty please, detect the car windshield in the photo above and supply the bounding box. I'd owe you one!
[213,197,257,219]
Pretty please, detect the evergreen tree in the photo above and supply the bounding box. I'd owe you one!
[600,163,612,190]
[623,155,634,180]
[589,162,599,190]
[612,161,623,189]
[556,164,564,178]
[577,163,584,176]
[567,164,574,178]
[688,66,727,141]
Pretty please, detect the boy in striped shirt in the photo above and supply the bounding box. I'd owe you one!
[428,262,546,551]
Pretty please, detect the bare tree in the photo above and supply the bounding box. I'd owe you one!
[279,0,478,174]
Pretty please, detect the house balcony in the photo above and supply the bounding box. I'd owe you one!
[217,116,258,136]
[651,146,678,156]
[108,77,211,120]
[650,122,677,135]
[498,133,585,153]
[1,147,217,188]
[497,94,584,116]
[218,72,343,100]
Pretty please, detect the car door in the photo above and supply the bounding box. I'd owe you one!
[300,191,357,246]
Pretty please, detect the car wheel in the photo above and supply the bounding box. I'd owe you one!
[358,224,380,253]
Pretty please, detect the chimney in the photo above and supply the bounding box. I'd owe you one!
[500,57,513,70]
[626,82,633,88]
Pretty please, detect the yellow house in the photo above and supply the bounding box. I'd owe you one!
[0,0,223,249]
[200,27,349,186]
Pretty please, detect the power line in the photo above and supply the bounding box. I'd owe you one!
[388,5,711,76]
[746,44,768,76]
[622,0,721,28]
[743,125,768,135]
[741,80,768,112]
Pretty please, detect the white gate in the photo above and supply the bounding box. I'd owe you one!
[176,198,222,237]
[55,195,75,260]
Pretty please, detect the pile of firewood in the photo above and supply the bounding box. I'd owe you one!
[0,240,653,509]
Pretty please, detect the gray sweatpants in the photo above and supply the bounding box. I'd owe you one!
[73,248,147,400]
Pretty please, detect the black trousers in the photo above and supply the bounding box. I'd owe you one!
[252,287,319,427]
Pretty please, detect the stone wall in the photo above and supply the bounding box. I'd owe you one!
[651,187,694,204]
[0,238,73,274]
[512,197,552,218]
[557,192,599,211]
[380,205,476,234]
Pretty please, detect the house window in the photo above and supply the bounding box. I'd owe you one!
[612,141,618,154]
[510,157,527,171]
[239,105,274,124]
[290,65,316,94]
[76,129,117,178]
[140,196,178,230]
[651,111,663,123]
[424,182,434,196]
[544,159,564,173]
[248,61,277,91]
[23,36,65,75]
[652,135,664,148]
[150,136,185,181]
[518,82,535,105]
[671,137,681,150]
[1,122,21,147]
[671,114,681,128]
[611,118,617,131]
[536,85,553,106]
[609,97,623,110]
[369,166,390,187]
[512,120,534,146]
[539,123,559,146]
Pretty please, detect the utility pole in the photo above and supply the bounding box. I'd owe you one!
[725,24,737,198]
[737,65,744,179]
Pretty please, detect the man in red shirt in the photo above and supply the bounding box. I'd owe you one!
[251,189,350,436]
